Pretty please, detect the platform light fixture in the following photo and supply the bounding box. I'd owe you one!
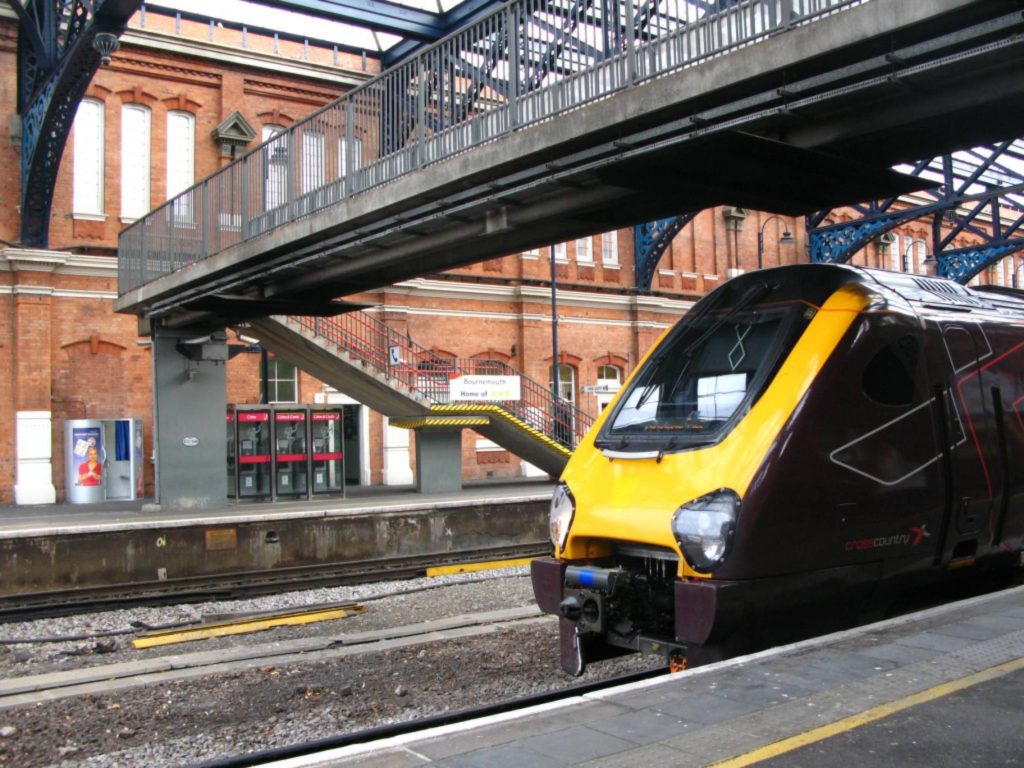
[93,32,120,66]
[757,215,794,270]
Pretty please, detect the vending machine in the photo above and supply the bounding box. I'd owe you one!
[233,406,272,499]
[273,408,308,497]
[310,407,345,495]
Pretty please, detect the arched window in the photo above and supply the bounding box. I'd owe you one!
[595,364,622,410]
[73,98,104,216]
[596,364,621,386]
[121,104,151,219]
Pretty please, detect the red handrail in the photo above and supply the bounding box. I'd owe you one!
[290,312,593,449]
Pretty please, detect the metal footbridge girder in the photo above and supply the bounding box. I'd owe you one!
[11,0,141,248]
[115,0,1024,325]
[245,311,589,476]
[809,139,1024,283]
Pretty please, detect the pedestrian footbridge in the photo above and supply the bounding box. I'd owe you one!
[115,0,1024,326]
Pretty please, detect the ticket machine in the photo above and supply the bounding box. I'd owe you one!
[310,407,345,495]
[273,408,308,497]
[233,406,272,499]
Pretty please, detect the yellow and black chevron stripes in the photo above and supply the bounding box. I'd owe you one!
[429,404,573,457]
[390,416,491,429]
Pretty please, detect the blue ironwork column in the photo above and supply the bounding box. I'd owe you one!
[633,213,698,293]
[10,0,140,247]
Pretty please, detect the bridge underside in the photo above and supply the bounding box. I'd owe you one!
[116,0,1024,329]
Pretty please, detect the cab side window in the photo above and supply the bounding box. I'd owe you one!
[862,335,920,406]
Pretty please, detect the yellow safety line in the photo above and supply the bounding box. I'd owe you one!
[426,556,537,577]
[132,605,363,649]
[706,655,1024,768]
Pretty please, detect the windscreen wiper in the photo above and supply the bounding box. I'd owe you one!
[662,280,773,399]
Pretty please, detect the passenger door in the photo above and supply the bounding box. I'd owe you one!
[935,321,1000,560]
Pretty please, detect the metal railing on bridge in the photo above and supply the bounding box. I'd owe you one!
[118,0,865,295]
[290,311,593,449]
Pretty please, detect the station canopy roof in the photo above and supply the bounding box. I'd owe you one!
[149,0,505,60]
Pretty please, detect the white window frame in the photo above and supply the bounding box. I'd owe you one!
[338,136,363,178]
[550,363,576,405]
[263,125,288,211]
[575,237,594,264]
[166,110,195,224]
[73,98,104,217]
[596,364,622,388]
[595,364,622,410]
[601,231,619,266]
[301,129,325,194]
[265,357,299,404]
[552,242,568,262]
[120,104,151,221]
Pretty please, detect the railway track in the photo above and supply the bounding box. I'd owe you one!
[0,605,550,711]
[0,543,549,622]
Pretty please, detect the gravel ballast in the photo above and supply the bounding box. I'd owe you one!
[0,568,662,767]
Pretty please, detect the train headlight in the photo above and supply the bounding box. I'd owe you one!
[671,489,740,572]
[549,483,576,552]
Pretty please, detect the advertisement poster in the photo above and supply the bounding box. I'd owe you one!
[449,375,521,402]
[135,421,145,499]
[72,427,103,487]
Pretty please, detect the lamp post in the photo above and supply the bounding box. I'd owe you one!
[550,244,559,400]
[757,215,794,270]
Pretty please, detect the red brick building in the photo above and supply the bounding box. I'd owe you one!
[0,8,1007,504]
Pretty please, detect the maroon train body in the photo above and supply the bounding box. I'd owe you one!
[531,265,1024,673]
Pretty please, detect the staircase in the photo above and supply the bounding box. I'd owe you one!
[246,311,594,477]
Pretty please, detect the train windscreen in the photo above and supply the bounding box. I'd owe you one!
[597,294,807,450]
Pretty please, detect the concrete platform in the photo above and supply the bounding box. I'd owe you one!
[292,582,1024,768]
[0,481,553,596]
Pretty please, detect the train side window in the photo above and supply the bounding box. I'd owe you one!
[862,336,919,406]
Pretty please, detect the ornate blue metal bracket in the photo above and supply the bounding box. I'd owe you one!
[934,241,1023,284]
[633,213,698,293]
[11,0,140,248]
[809,207,939,264]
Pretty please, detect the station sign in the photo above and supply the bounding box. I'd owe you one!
[449,374,521,402]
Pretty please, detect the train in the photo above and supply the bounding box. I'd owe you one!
[531,263,1024,675]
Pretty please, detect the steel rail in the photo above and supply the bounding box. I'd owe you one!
[0,606,562,718]
[0,542,548,622]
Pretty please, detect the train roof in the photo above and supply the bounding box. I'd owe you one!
[857,266,1024,321]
